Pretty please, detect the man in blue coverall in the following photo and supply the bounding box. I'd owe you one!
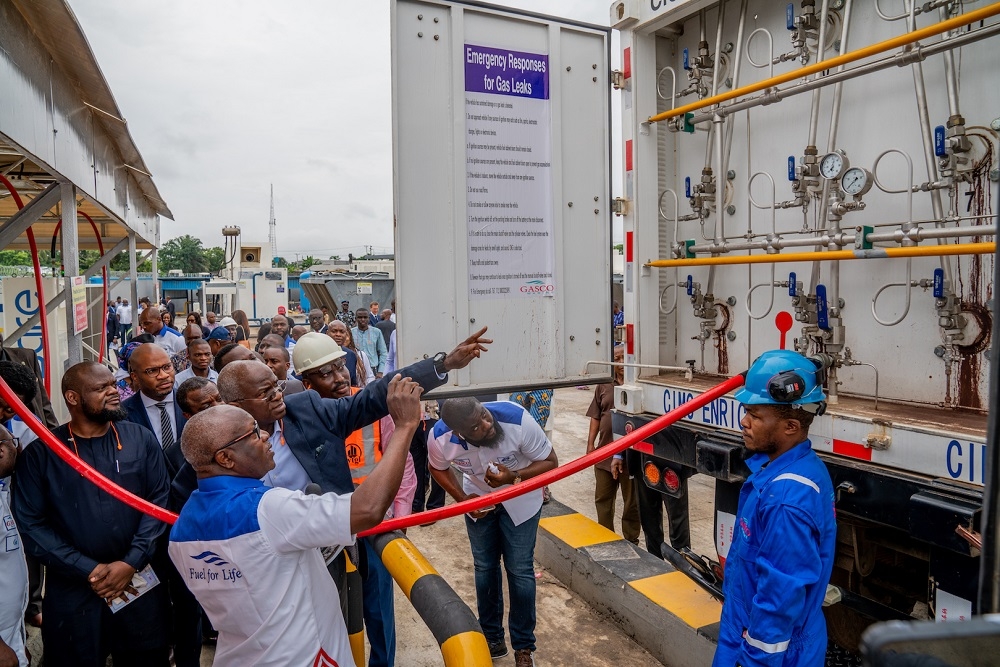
[714,350,837,667]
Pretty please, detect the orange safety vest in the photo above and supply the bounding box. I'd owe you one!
[345,387,381,484]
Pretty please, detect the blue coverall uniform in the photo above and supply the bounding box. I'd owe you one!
[713,439,837,667]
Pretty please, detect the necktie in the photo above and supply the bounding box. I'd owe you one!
[156,402,175,449]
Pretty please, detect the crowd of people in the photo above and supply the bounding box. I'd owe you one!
[0,294,837,667]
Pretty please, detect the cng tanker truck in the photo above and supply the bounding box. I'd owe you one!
[390,0,999,652]
[609,0,997,647]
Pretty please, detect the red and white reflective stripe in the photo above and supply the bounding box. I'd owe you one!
[623,47,631,79]
[742,630,790,654]
[772,472,820,493]
[625,139,633,172]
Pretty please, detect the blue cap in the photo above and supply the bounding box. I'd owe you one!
[735,350,826,407]
[208,327,233,342]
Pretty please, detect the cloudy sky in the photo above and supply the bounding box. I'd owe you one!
[71,0,618,262]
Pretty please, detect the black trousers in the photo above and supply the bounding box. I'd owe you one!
[626,449,691,555]
[41,574,170,667]
[410,419,446,513]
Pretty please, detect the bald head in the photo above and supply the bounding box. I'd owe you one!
[290,325,309,341]
[183,324,204,345]
[181,404,253,469]
[128,343,170,374]
[440,396,483,432]
[217,360,272,403]
[259,334,286,351]
[215,344,256,373]
[62,360,107,396]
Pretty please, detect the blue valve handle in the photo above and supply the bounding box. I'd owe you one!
[788,272,797,297]
[934,126,947,157]
[685,176,692,198]
[683,48,690,71]
[787,156,796,181]
[816,284,829,330]
[933,268,944,298]
[786,3,795,30]
[686,275,694,296]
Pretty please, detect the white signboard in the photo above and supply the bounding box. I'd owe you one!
[391,0,612,395]
[464,44,554,299]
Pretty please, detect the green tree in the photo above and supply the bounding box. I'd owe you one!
[0,250,31,266]
[204,246,226,273]
[109,252,152,273]
[300,255,319,269]
[159,235,207,274]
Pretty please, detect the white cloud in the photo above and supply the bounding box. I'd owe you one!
[72,0,617,259]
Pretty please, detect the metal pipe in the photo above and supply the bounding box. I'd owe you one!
[687,20,1000,125]
[939,5,962,118]
[872,149,916,244]
[866,224,997,242]
[648,1,1000,123]
[584,360,694,376]
[871,258,913,326]
[808,0,832,148]
[647,242,995,267]
[710,0,726,97]
[746,266,777,320]
[722,0,750,165]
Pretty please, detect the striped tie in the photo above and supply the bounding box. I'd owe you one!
[156,402,175,449]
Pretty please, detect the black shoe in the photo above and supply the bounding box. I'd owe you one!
[488,639,508,659]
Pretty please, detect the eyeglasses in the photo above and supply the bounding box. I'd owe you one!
[304,360,347,379]
[140,363,174,377]
[0,437,21,449]
[216,422,261,454]
[234,380,286,403]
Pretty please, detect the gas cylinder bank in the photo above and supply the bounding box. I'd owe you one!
[610,0,998,645]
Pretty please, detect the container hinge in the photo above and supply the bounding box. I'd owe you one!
[865,434,891,450]
[611,70,625,90]
[612,197,629,216]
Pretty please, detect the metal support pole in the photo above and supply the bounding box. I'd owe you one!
[0,183,61,249]
[152,248,159,305]
[60,183,83,366]
[129,233,139,332]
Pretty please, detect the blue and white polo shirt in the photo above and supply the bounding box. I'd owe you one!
[168,476,356,667]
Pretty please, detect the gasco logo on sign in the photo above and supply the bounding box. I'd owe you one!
[520,280,554,293]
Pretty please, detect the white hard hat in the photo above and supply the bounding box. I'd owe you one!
[293,332,346,373]
[219,317,237,327]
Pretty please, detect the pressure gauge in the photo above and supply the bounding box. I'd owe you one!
[840,166,873,196]
[819,150,849,180]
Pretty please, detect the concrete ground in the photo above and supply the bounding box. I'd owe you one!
[26,386,715,666]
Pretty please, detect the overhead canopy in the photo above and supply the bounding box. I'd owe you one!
[0,0,170,252]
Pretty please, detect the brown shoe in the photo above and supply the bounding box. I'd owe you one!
[514,648,534,667]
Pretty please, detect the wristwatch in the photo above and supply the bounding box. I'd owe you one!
[512,472,522,485]
[432,351,448,375]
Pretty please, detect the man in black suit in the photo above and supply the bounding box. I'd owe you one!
[121,344,187,477]
[120,343,201,667]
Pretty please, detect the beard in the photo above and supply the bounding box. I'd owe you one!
[83,403,128,424]
[474,420,505,449]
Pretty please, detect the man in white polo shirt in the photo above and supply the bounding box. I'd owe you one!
[428,397,558,667]
[168,377,422,667]
[138,305,186,357]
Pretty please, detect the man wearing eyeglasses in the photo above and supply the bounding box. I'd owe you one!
[12,361,172,667]
[121,345,188,478]
[120,344,204,667]
[168,377,421,666]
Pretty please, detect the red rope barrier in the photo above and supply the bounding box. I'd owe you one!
[359,373,747,536]
[0,174,52,395]
[0,378,179,524]
[0,371,745,533]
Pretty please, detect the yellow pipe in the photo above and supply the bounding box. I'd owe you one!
[647,242,995,267]
[648,2,1000,123]
[379,536,438,598]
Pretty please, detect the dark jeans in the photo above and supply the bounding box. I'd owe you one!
[410,419,445,513]
[465,504,541,652]
[627,449,691,554]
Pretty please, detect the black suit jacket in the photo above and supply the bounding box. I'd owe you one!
[122,392,188,477]
[1,346,59,431]
[282,358,444,495]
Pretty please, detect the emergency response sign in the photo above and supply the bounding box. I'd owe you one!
[391,0,612,396]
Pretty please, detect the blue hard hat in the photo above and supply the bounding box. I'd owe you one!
[735,350,826,407]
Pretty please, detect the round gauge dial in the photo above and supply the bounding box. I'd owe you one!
[819,151,849,180]
[840,166,873,196]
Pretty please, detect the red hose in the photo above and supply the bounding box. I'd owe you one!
[0,377,178,524]
[359,373,748,536]
[52,213,109,362]
[0,174,51,395]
